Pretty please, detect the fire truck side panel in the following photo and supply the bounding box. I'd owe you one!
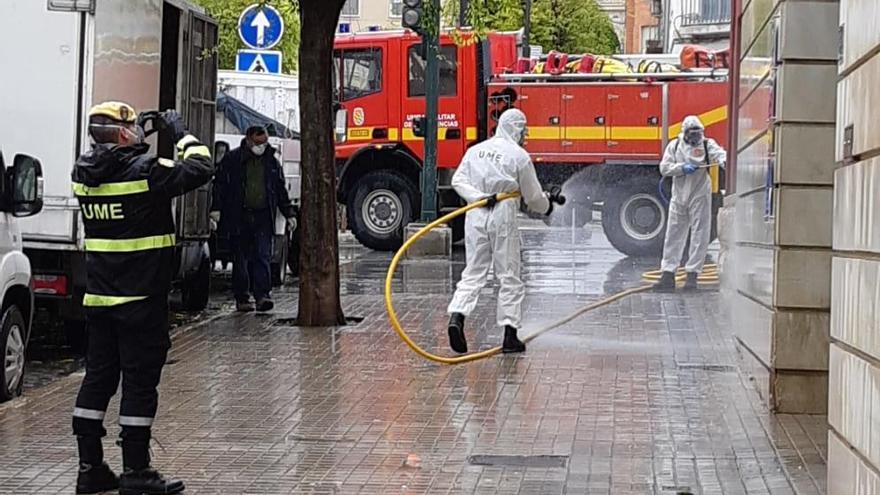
[606,85,663,159]
[666,81,730,151]
[562,85,609,159]
[516,85,563,157]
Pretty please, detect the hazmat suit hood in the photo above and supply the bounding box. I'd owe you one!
[73,143,150,187]
[496,108,528,145]
[680,115,705,146]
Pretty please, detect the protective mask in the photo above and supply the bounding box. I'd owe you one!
[684,130,703,146]
[517,126,528,146]
[251,143,267,156]
[123,125,145,144]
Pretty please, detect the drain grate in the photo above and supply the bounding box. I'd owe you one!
[676,362,736,372]
[468,455,568,468]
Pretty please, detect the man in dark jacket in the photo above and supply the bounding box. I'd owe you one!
[211,125,295,312]
[71,101,213,495]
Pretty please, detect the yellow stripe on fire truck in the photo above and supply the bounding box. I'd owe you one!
[349,106,727,144]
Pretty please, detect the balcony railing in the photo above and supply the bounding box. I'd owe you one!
[680,0,732,27]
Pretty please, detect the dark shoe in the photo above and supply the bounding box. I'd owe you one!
[236,299,255,312]
[255,298,275,312]
[119,468,185,495]
[502,326,526,353]
[653,271,676,293]
[447,313,467,353]
[76,462,119,494]
[683,272,699,291]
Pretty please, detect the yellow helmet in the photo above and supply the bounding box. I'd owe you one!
[88,101,138,124]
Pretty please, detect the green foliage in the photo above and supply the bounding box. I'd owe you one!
[531,0,619,54]
[443,0,619,54]
[192,0,301,73]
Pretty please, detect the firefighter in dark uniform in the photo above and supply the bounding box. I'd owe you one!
[71,102,213,495]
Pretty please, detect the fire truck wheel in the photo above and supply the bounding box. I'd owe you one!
[348,171,418,251]
[602,179,667,257]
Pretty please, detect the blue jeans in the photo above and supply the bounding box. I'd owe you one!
[232,210,274,302]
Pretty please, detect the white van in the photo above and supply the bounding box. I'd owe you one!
[0,151,44,401]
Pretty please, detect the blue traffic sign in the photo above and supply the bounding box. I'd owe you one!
[238,4,284,50]
[236,50,282,74]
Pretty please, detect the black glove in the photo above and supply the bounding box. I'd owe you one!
[481,194,498,208]
[159,110,187,142]
[548,186,567,206]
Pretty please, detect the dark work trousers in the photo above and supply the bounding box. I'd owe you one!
[72,296,171,465]
[232,209,274,302]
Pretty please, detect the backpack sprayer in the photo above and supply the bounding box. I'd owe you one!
[384,193,718,365]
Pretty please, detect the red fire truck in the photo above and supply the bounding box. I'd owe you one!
[332,30,729,256]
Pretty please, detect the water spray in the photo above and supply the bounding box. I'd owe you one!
[385,193,717,365]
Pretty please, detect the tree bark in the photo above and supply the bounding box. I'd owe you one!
[296,0,347,326]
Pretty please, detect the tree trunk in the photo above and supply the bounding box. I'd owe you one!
[296,0,347,326]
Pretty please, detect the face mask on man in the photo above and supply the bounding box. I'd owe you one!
[251,143,268,156]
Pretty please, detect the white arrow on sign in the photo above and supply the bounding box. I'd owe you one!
[251,9,271,47]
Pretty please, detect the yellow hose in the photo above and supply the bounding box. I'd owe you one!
[640,265,719,284]
[384,193,719,365]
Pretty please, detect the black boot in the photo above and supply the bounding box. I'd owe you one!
[77,462,119,494]
[683,272,699,291]
[119,468,185,495]
[502,326,526,353]
[119,439,185,495]
[255,297,275,312]
[448,313,467,353]
[76,436,118,494]
[653,271,676,293]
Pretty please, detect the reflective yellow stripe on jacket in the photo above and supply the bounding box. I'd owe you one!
[175,134,210,161]
[72,180,150,197]
[82,294,148,307]
[84,234,176,253]
[183,144,211,160]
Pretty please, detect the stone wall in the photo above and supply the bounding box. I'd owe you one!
[827,0,880,490]
[732,0,839,413]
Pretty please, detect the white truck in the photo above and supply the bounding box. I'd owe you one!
[0,151,45,401]
[0,0,219,327]
[213,71,302,282]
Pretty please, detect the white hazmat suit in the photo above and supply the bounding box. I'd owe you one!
[659,115,727,275]
[447,109,551,330]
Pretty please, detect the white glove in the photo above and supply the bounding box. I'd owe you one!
[286,216,297,231]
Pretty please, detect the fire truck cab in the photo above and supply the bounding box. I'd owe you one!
[332,30,729,256]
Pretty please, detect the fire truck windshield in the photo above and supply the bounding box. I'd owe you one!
[333,48,383,101]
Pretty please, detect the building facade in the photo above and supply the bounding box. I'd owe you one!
[828,0,880,490]
[730,0,838,414]
[624,0,660,53]
[338,0,403,32]
[659,0,731,52]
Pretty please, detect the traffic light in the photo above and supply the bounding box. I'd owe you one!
[401,0,423,31]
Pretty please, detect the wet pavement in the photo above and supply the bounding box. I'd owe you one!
[0,222,827,494]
